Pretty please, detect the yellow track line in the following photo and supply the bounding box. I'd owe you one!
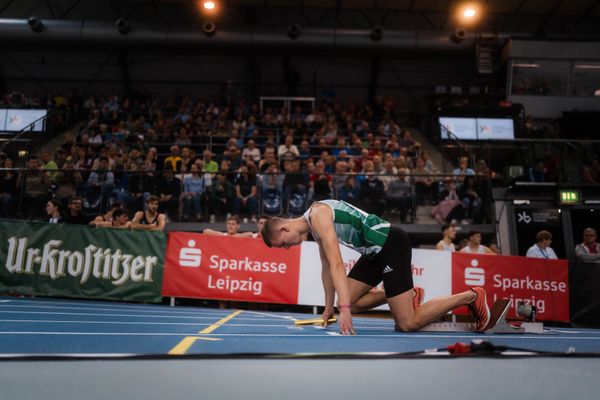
[168,310,243,355]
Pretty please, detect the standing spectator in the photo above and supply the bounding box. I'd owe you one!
[86,156,114,210]
[89,202,124,227]
[575,228,600,263]
[233,165,258,222]
[130,195,166,231]
[208,173,234,222]
[46,199,64,224]
[18,156,50,219]
[0,158,18,218]
[460,230,495,255]
[157,169,181,220]
[526,230,558,259]
[63,196,90,225]
[309,160,333,202]
[436,224,457,252]
[358,161,386,217]
[181,163,206,221]
[385,168,413,223]
[203,215,253,237]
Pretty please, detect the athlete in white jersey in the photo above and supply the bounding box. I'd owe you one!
[460,230,496,255]
[435,224,457,252]
[262,199,491,335]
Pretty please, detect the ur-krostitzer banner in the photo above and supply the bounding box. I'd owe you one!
[0,219,166,302]
[162,233,301,303]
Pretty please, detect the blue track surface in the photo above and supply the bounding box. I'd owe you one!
[1,296,600,355]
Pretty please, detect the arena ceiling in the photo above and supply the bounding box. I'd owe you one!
[0,0,599,37]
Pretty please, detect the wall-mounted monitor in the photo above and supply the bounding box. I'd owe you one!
[439,117,478,140]
[439,116,515,141]
[1,109,47,134]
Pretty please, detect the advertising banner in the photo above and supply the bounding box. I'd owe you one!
[0,219,166,302]
[163,233,301,303]
[451,252,569,322]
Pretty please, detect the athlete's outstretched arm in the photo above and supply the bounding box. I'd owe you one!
[311,206,355,335]
[317,239,336,325]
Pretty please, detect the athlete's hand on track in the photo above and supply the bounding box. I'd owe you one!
[321,307,335,327]
[338,308,355,335]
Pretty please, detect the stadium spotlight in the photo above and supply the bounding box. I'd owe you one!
[116,18,131,35]
[202,20,216,37]
[450,29,466,44]
[370,26,384,42]
[27,16,43,33]
[198,0,218,14]
[457,2,482,25]
[287,23,301,40]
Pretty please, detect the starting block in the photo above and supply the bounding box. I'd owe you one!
[294,317,337,326]
[419,299,544,334]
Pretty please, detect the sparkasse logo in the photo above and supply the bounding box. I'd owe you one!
[179,240,201,267]
[464,258,485,286]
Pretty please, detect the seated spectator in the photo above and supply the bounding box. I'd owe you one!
[63,196,91,225]
[119,162,150,213]
[0,157,18,218]
[18,156,50,219]
[157,169,181,220]
[358,161,386,217]
[430,179,464,224]
[452,156,476,181]
[309,160,333,202]
[181,163,206,221]
[575,228,600,263]
[262,163,284,195]
[526,230,557,259]
[338,176,359,206]
[91,208,130,229]
[40,150,59,183]
[46,199,64,224]
[458,176,482,223]
[436,224,457,251]
[55,157,83,204]
[298,140,311,161]
[277,135,299,160]
[208,173,234,222]
[130,195,166,231]
[89,202,124,227]
[385,168,413,223]
[233,165,258,222]
[379,160,397,190]
[460,230,495,255]
[163,145,182,172]
[203,215,253,237]
[202,149,219,173]
[528,159,546,182]
[283,159,307,212]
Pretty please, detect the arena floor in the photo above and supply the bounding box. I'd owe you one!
[1,296,599,399]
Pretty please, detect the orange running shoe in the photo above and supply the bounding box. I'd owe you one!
[413,287,425,311]
[469,287,491,332]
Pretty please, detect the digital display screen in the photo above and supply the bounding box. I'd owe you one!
[439,117,515,141]
[477,118,515,140]
[439,117,478,140]
[558,190,581,205]
[1,109,47,133]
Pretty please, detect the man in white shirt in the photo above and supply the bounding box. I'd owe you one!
[436,224,457,252]
[277,135,299,159]
[460,230,495,255]
[526,230,558,259]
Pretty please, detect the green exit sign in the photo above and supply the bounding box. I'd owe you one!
[558,190,581,205]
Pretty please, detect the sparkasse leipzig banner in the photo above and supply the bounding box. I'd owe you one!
[163,233,301,303]
[451,252,569,322]
[0,219,166,302]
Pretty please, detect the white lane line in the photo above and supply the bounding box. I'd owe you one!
[0,331,599,340]
[0,300,11,303]
[0,303,238,316]
[0,319,291,327]
[0,310,292,321]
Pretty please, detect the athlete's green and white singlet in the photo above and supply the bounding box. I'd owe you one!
[303,199,391,255]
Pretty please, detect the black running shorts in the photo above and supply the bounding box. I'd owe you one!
[347,226,413,298]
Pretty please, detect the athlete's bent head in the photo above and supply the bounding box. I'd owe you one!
[262,217,303,249]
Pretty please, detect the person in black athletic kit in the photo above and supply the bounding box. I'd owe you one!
[130,195,166,231]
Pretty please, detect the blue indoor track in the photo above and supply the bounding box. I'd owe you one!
[1,296,600,356]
